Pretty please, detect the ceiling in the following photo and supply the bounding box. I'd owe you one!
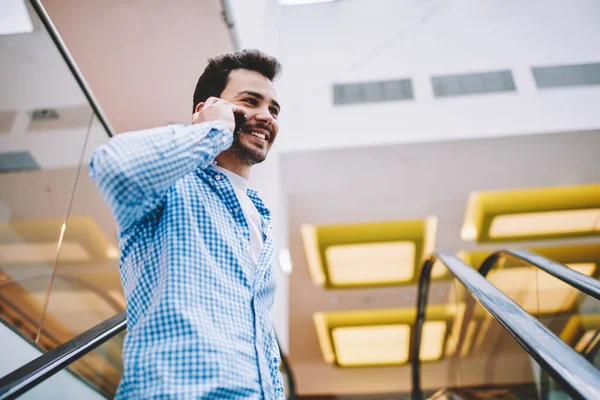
[41,0,235,133]
[281,129,600,395]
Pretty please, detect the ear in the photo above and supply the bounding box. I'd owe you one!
[194,102,205,113]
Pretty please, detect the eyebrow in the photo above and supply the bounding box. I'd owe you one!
[237,90,281,111]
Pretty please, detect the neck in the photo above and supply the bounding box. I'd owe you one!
[215,153,251,180]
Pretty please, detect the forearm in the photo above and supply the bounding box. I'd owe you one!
[89,121,231,230]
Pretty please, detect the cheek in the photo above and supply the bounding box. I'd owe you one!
[271,122,280,139]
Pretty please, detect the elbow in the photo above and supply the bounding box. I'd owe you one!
[90,145,123,190]
[89,144,140,208]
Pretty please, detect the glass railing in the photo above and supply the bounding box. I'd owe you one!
[411,253,600,400]
[476,249,600,371]
[0,311,297,399]
[0,0,121,396]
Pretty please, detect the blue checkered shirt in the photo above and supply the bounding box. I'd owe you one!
[89,122,284,399]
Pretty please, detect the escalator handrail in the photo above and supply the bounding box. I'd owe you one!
[0,312,297,400]
[479,249,600,301]
[0,312,126,400]
[29,0,114,137]
[410,252,600,400]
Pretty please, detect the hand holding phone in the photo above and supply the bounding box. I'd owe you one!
[192,97,246,136]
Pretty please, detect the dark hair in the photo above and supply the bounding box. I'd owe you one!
[192,49,282,113]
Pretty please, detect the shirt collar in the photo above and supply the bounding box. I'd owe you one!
[211,165,249,191]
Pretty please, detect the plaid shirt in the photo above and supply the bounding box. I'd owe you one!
[90,122,284,399]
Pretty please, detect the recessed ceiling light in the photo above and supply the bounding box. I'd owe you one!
[325,241,416,285]
[461,184,600,243]
[489,209,600,238]
[333,324,410,366]
[280,0,335,5]
[302,217,438,288]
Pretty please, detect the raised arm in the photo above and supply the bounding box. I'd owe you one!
[89,122,229,230]
[89,97,243,231]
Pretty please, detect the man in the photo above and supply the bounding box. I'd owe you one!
[90,49,284,399]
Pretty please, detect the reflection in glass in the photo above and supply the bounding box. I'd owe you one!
[420,259,577,399]
[481,253,600,376]
[487,263,595,314]
[23,330,124,399]
[0,0,95,342]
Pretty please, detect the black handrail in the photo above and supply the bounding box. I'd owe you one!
[479,249,600,302]
[410,253,600,400]
[0,312,297,400]
[0,313,126,400]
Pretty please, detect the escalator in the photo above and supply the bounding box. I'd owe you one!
[2,0,600,399]
[411,251,600,400]
[1,249,599,399]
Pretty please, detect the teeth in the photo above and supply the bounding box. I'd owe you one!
[250,131,266,140]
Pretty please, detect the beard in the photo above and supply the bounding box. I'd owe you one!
[228,133,268,165]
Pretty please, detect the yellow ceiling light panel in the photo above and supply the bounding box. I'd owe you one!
[420,321,447,361]
[314,313,335,364]
[314,305,456,367]
[333,324,410,366]
[326,242,415,285]
[461,184,600,243]
[0,217,115,265]
[490,209,600,239]
[302,217,438,288]
[301,225,326,286]
[460,193,481,241]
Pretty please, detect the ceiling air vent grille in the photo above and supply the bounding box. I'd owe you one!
[432,70,516,98]
[333,79,414,105]
[532,62,600,89]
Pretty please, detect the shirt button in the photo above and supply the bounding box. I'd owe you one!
[215,175,221,181]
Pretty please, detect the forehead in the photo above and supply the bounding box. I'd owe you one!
[222,69,278,101]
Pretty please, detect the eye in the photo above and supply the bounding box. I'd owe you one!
[242,98,258,106]
[269,107,279,117]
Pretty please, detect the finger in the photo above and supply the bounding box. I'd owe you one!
[231,104,247,116]
[203,97,220,106]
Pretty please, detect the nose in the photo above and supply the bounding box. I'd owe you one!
[254,107,274,125]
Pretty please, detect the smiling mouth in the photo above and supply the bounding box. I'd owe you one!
[248,131,267,140]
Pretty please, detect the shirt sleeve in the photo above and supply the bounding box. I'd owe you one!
[270,327,286,400]
[89,122,232,231]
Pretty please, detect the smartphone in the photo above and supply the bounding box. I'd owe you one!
[233,112,247,138]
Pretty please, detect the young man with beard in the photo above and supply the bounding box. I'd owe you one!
[90,49,284,399]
